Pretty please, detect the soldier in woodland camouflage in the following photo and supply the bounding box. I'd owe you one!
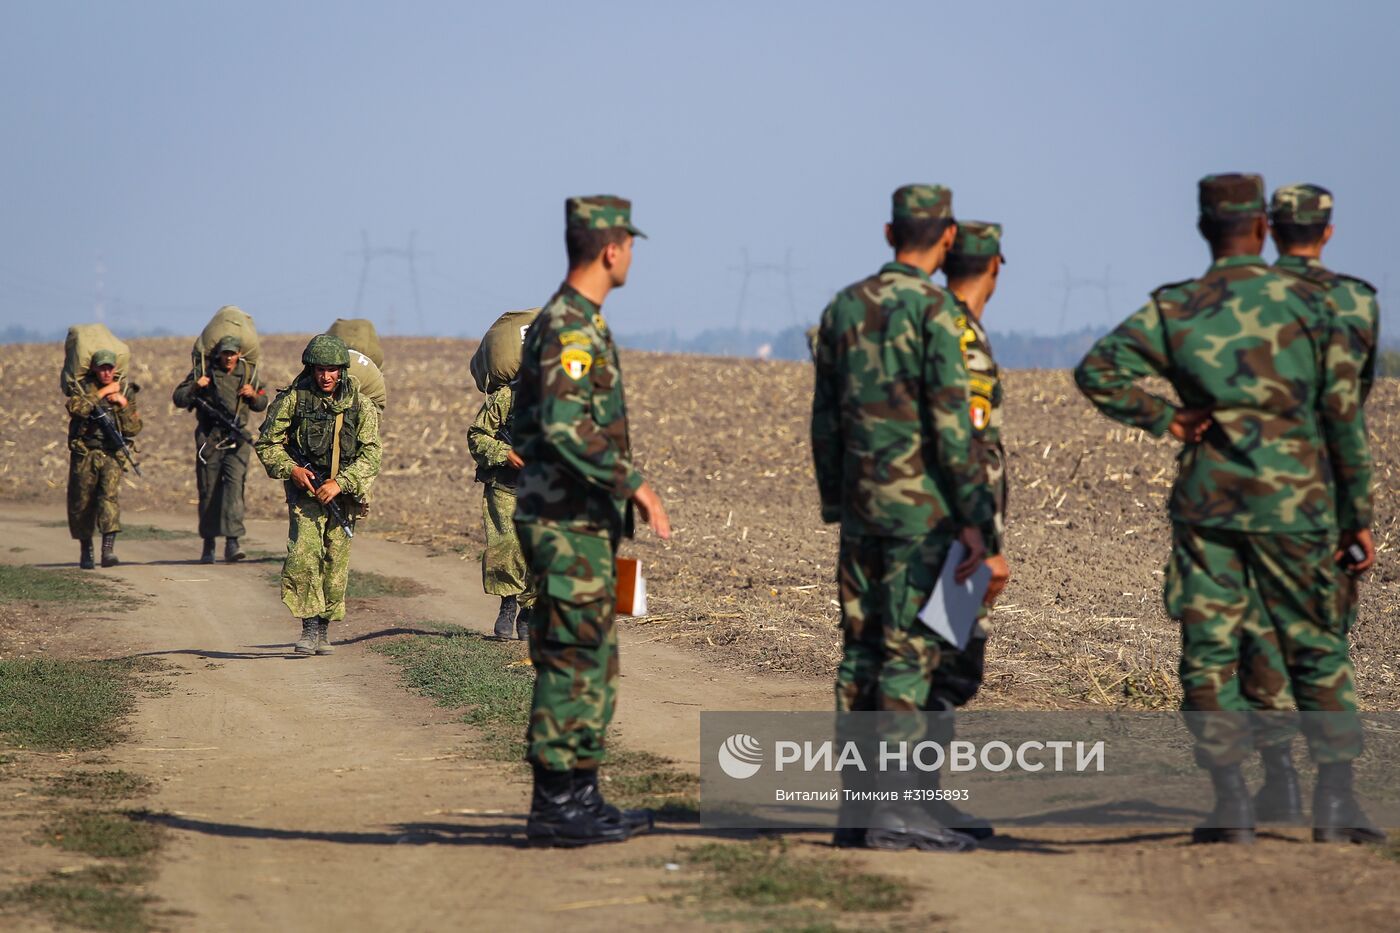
[469,382,536,639]
[172,335,269,563]
[1075,174,1382,845]
[512,195,671,847]
[812,184,993,853]
[1235,183,1384,825]
[256,335,381,657]
[65,349,142,569]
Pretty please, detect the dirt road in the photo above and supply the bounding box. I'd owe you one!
[2,504,1399,931]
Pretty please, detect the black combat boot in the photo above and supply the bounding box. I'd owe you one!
[1191,765,1256,844]
[573,768,653,835]
[100,533,120,568]
[225,537,245,562]
[79,539,95,570]
[1313,761,1387,845]
[924,695,995,840]
[865,769,977,853]
[294,618,319,656]
[515,603,531,641]
[1253,743,1303,824]
[315,619,335,656]
[200,538,216,564]
[525,764,630,848]
[493,596,518,639]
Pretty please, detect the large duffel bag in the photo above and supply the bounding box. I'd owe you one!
[193,306,260,376]
[61,324,130,396]
[347,349,387,411]
[328,318,384,369]
[470,308,541,393]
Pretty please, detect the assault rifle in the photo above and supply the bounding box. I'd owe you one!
[290,454,356,539]
[88,404,142,477]
[190,394,255,446]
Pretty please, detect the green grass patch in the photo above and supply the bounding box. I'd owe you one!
[0,658,146,751]
[43,771,154,802]
[675,839,913,927]
[40,810,163,859]
[1,877,151,933]
[374,626,698,818]
[114,525,196,542]
[0,565,116,603]
[347,570,430,599]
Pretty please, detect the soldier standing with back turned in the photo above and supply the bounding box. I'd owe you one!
[811,185,993,853]
[1075,174,1381,845]
[513,195,671,847]
[66,350,142,569]
[172,335,269,563]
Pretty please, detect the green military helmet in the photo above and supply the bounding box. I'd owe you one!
[1198,173,1266,220]
[949,221,1005,262]
[302,334,350,367]
[1269,183,1334,225]
[566,195,647,238]
[892,184,953,222]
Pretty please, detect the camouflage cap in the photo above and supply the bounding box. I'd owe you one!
[892,184,953,222]
[213,335,241,355]
[90,349,117,368]
[566,195,647,239]
[1198,173,1266,220]
[949,220,1005,262]
[1269,183,1333,225]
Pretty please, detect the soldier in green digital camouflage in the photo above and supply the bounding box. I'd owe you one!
[65,349,142,569]
[469,382,535,639]
[1075,174,1382,845]
[172,335,269,564]
[513,195,671,847]
[1235,183,1384,826]
[812,184,993,853]
[255,335,382,657]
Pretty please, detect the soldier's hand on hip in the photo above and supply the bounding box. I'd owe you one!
[314,479,342,505]
[196,376,212,388]
[290,466,317,493]
[506,450,525,469]
[984,553,1011,606]
[1336,528,1376,574]
[1168,408,1212,443]
[633,481,672,540]
[955,526,987,584]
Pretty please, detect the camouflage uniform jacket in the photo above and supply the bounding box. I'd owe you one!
[171,358,269,438]
[513,283,642,537]
[66,374,143,451]
[1275,255,1381,404]
[1075,254,1371,532]
[811,261,994,539]
[468,384,520,488]
[255,372,382,504]
[955,299,1008,554]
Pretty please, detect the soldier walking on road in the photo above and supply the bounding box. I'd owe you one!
[255,335,382,657]
[65,350,143,569]
[513,195,671,847]
[172,335,269,563]
[811,185,994,852]
[1075,174,1382,845]
[1234,183,1385,828]
[469,381,536,640]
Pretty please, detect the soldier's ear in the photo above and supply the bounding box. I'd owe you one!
[1321,224,1334,247]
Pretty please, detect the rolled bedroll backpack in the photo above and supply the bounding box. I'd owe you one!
[470,308,541,393]
[328,318,385,369]
[347,348,387,411]
[193,305,261,377]
[61,324,131,396]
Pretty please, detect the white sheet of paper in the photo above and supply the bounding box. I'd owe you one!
[633,571,648,617]
[917,540,991,650]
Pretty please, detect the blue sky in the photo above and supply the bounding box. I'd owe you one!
[1,1,1395,340]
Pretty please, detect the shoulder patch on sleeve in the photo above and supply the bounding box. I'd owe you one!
[560,346,594,380]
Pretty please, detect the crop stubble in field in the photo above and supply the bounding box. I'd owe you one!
[2,335,1396,708]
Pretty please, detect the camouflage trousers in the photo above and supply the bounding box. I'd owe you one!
[1165,523,1360,767]
[481,485,536,606]
[67,447,123,540]
[517,523,619,772]
[194,434,251,540]
[280,495,354,622]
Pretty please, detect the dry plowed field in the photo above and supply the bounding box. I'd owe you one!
[3,335,1397,709]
